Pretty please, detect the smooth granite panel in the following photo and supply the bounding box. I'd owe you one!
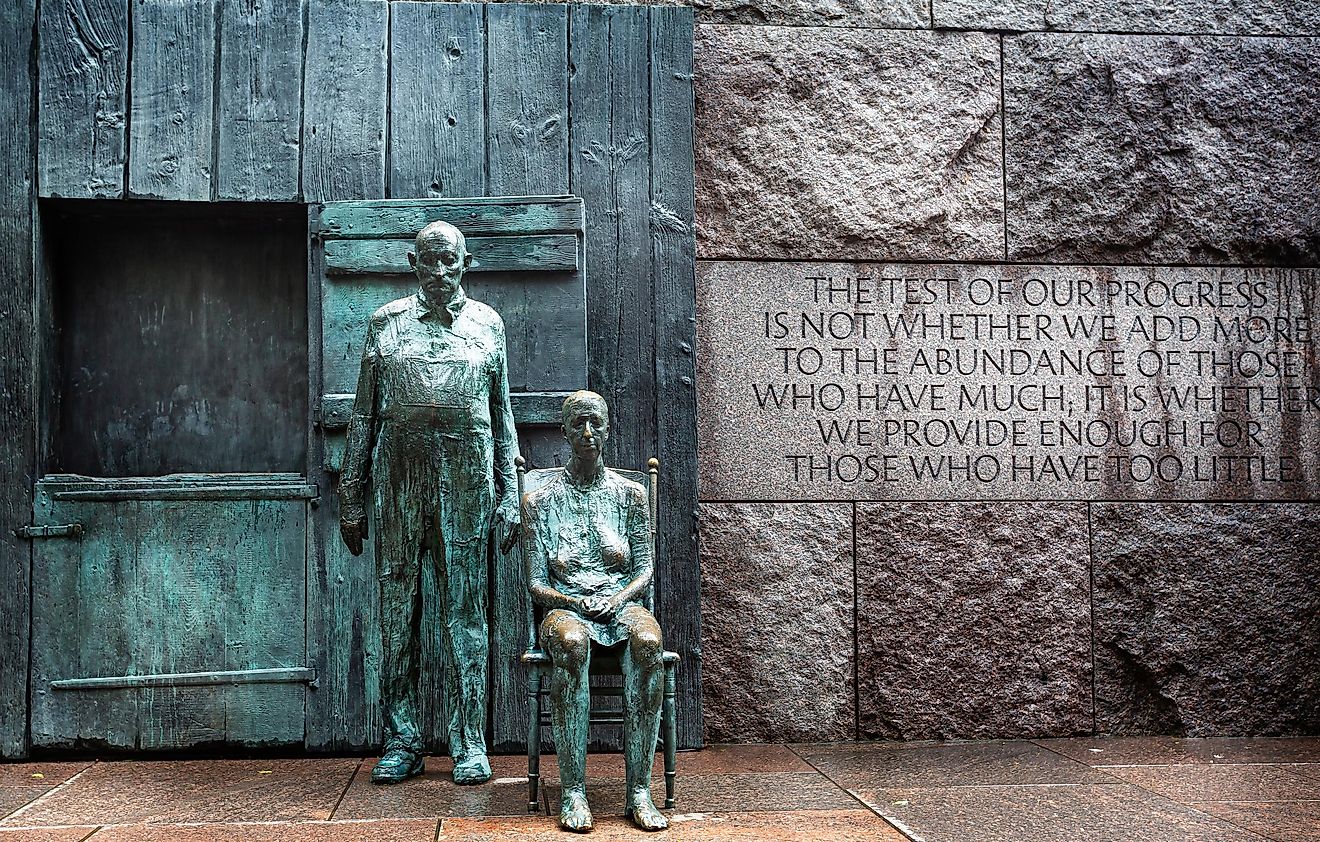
[697,261,1320,501]
[699,503,855,742]
[1092,503,1320,736]
[855,503,1092,740]
[695,25,1004,261]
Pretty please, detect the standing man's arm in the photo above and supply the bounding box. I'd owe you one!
[490,318,522,553]
[338,316,381,556]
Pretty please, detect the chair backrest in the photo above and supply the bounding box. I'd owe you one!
[516,459,658,652]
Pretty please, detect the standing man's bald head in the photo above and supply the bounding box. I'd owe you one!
[408,220,473,308]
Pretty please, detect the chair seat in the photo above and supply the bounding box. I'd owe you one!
[521,648,679,666]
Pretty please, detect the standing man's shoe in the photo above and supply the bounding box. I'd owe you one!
[371,748,424,784]
[453,753,492,785]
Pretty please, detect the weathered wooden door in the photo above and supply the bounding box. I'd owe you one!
[27,202,314,751]
[29,476,314,750]
[307,195,587,752]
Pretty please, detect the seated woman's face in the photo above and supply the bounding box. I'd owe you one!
[565,403,609,460]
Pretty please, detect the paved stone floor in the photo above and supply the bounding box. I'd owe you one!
[0,738,1317,840]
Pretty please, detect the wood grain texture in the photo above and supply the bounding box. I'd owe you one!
[217,0,305,200]
[37,0,128,197]
[318,195,583,238]
[302,0,387,202]
[128,0,217,200]
[323,234,578,275]
[570,4,654,471]
[648,5,701,749]
[306,206,382,752]
[29,478,308,750]
[486,2,568,195]
[0,0,35,760]
[389,1,485,199]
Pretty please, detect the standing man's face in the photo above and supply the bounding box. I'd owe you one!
[409,232,471,301]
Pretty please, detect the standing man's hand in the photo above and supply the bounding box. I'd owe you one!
[495,498,521,554]
[340,512,367,556]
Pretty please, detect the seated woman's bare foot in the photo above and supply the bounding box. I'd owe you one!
[559,790,594,833]
[626,791,668,831]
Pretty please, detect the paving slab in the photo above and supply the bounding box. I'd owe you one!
[85,819,439,841]
[1194,801,1320,842]
[1103,765,1320,803]
[0,759,360,827]
[543,772,858,814]
[0,765,93,788]
[440,810,906,840]
[860,783,1269,842]
[1037,737,1320,767]
[0,828,96,842]
[797,740,1117,789]
[332,761,528,820]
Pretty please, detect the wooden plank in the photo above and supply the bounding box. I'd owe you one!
[648,5,701,750]
[29,492,140,750]
[317,196,583,239]
[324,234,578,275]
[127,0,217,200]
[217,0,305,200]
[37,0,128,197]
[320,272,586,396]
[486,3,568,195]
[223,499,307,746]
[0,0,35,758]
[321,391,575,431]
[569,4,653,488]
[389,1,485,198]
[302,0,387,202]
[306,205,381,751]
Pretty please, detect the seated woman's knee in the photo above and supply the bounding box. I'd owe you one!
[543,614,590,669]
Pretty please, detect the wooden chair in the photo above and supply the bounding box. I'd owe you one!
[516,456,679,814]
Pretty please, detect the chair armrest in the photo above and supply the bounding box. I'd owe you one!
[521,650,551,666]
[662,651,680,664]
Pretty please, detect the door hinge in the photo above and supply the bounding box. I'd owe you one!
[14,523,83,540]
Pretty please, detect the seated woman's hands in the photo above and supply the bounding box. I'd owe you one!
[578,594,618,621]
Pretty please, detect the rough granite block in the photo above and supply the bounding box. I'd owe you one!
[1092,503,1320,736]
[694,0,929,28]
[699,502,856,742]
[695,25,1004,262]
[855,502,1092,740]
[934,0,1320,35]
[1004,33,1320,264]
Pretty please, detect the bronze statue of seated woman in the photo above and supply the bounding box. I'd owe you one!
[522,391,668,833]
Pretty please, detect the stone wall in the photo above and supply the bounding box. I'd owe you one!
[690,3,1320,741]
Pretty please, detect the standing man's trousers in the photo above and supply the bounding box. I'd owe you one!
[376,518,490,761]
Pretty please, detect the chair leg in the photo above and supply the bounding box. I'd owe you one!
[662,661,677,809]
[527,667,541,813]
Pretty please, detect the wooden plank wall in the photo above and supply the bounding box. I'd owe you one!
[0,0,37,759]
[30,1,700,752]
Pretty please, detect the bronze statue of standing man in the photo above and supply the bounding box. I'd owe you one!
[338,220,520,785]
[524,391,669,832]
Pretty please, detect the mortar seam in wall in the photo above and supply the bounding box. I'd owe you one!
[1088,502,1097,736]
[694,257,1320,271]
[694,21,1318,39]
[998,33,1008,262]
[852,500,859,741]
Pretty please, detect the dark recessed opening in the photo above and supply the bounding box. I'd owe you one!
[41,199,308,477]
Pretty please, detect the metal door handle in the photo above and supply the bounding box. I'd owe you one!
[13,523,83,539]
